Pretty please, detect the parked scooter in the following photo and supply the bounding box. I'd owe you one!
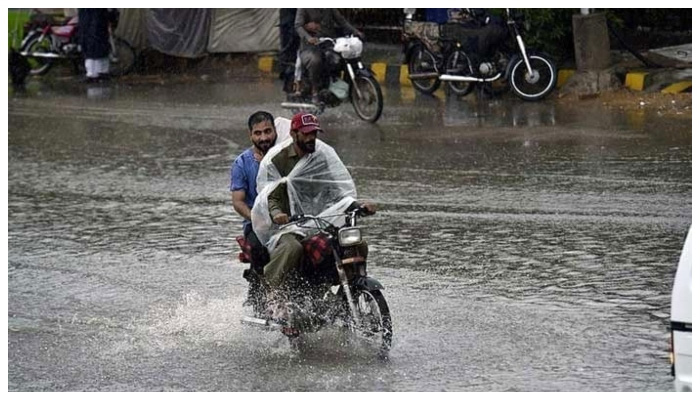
[281,36,384,123]
[19,11,136,77]
[238,205,392,357]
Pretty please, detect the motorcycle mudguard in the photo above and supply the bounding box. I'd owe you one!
[353,276,384,291]
[355,68,374,78]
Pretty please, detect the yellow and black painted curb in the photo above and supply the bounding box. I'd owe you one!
[556,67,691,93]
[369,62,412,87]
[258,56,690,94]
[622,71,691,93]
[625,71,693,94]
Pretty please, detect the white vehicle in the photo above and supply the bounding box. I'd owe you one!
[670,225,692,391]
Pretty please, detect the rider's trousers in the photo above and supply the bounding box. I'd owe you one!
[264,233,304,288]
[263,233,370,289]
[299,47,323,92]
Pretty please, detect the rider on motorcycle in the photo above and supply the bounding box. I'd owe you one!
[294,9,365,104]
[251,113,376,321]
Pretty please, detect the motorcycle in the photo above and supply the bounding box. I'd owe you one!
[238,206,392,357]
[437,9,558,101]
[281,36,384,123]
[19,11,136,77]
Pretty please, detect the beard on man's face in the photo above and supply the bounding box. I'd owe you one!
[299,138,316,153]
[253,133,277,153]
[253,139,273,153]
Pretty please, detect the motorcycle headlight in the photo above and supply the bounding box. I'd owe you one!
[338,227,362,247]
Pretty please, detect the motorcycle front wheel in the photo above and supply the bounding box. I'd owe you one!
[109,36,137,76]
[407,46,441,94]
[350,75,383,123]
[509,54,557,101]
[20,31,54,75]
[353,289,392,358]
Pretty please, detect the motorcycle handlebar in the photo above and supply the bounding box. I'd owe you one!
[285,208,373,226]
[314,35,363,46]
[357,206,372,217]
[289,214,305,223]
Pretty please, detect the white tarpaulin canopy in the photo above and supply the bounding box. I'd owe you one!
[112,8,280,56]
[208,9,279,53]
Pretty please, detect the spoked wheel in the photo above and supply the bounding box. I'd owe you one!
[353,289,392,358]
[407,46,441,94]
[509,54,557,101]
[350,75,383,123]
[445,50,475,96]
[109,36,137,76]
[20,32,54,75]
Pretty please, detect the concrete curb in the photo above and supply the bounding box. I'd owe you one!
[557,67,691,93]
[257,55,690,94]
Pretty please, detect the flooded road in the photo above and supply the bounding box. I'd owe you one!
[8,77,691,391]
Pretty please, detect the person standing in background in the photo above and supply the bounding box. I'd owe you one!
[279,8,299,95]
[78,8,118,83]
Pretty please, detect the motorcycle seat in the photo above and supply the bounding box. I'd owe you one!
[51,24,77,37]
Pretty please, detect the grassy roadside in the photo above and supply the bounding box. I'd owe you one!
[8,9,31,49]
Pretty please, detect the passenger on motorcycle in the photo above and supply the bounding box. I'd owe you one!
[230,111,284,313]
[294,9,365,105]
[251,113,376,321]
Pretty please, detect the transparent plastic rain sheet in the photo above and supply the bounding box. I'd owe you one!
[251,137,357,251]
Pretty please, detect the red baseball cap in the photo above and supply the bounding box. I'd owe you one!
[291,113,323,134]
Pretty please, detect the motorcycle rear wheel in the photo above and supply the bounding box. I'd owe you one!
[350,75,383,123]
[407,46,441,94]
[21,31,54,75]
[445,50,475,97]
[354,289,392,358]
[509,54,557,101]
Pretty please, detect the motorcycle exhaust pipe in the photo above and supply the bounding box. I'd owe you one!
[439,73,503,83]
[19,51,62,59]
[241,316,284,331]
[21,51,62,59]
[408,72,440,79]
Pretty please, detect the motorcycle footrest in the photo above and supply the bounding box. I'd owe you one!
[240,316,285,331]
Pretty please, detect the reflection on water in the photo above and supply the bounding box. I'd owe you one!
[86,85,113,100]
[413,92,560,128]
[7,79,689,391]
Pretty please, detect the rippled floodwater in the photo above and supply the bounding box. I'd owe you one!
[7,79,691,391]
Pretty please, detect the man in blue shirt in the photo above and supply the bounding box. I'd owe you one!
[230,111,278,313]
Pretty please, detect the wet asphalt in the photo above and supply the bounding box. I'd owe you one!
[7,75,691,391]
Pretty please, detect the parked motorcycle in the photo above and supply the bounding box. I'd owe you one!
[19,12,136,77]
[438,9,558,101]
[281,36,384,123]
[238,206,392,357]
